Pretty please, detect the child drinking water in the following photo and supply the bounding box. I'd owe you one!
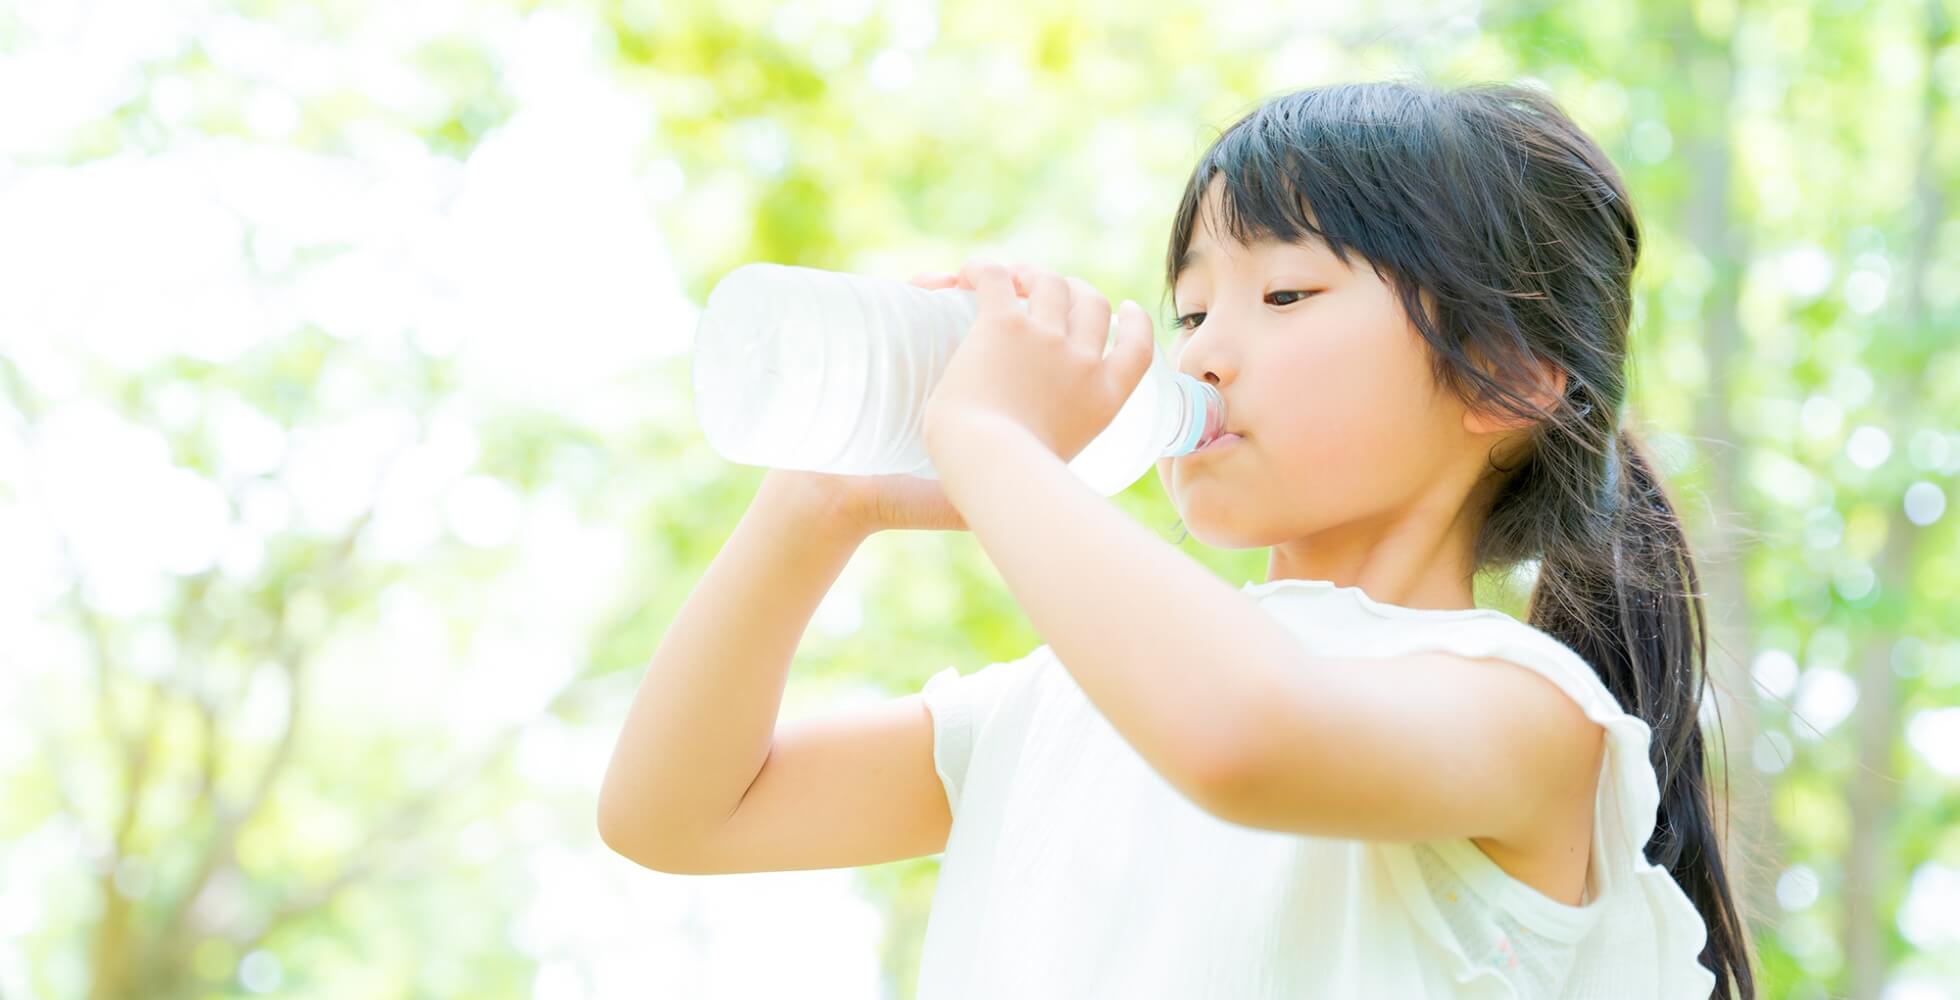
[600,79,1756,999]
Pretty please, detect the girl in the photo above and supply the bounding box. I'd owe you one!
[599,80,1755,999]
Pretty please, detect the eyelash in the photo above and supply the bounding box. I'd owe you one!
[1172,290,1317,332]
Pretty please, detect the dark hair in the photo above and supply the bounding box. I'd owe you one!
[1162,80,1755,998]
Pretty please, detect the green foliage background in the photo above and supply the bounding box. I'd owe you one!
[2,0,1957,997]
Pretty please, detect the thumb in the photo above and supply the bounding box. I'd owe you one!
[1108,300,1156,394]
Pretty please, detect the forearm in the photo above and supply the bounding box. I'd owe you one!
[929,418,1304,803]
[598,471,869,853]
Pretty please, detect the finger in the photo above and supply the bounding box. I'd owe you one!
[961,258,1020,323]
[1008,262,1042,299]
[1024,268,1071,336]
[910,271,959,288]
[1108,299,1157,397]
[1064,276,1112,357]
[952,267,1001,293]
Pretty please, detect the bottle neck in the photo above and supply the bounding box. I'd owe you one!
[1165,374,1225,455]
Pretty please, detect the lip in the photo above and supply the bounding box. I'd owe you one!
[1190,432,1244,456]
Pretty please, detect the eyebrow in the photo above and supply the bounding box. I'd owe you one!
[1176,234,1329,275]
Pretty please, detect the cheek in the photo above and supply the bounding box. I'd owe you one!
[1269,305,1448,480]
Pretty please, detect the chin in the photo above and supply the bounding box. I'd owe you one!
[1173,505,1278,550]
[1189,525,1278,550]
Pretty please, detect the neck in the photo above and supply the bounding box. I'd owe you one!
[1264,480,1487,612]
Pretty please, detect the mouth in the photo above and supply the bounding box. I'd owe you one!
[1191,431,1245,456]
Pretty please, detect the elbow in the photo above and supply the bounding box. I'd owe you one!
[1178,732,1265,825]
[595,787,640,859]
[595,786,669,869]
[1172,638,1309,823]
[596,786,722,874]
[595,759,658,857]
[595,768,630,846]
[1176,680,1299,826]
[597,811,682,873]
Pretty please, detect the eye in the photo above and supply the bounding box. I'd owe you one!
[1172,291,1318,332]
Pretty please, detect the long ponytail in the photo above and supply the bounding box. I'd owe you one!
[1528,427,1755,999]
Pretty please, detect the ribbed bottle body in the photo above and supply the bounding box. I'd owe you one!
[691,262,1225,496]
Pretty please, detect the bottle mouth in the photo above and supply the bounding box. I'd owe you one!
[1164,376,1228,456]
[1193,381,1228,447]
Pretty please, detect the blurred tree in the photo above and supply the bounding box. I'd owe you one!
[1842,3,1952,996]
[6,0,1957,998]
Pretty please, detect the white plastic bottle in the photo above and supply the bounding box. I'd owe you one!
[690,262,1228,496]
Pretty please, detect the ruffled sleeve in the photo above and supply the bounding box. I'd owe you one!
[919,646,1049,817]
[1383,617,1720,998]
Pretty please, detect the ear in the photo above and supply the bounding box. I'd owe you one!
[1462,356,1567,436]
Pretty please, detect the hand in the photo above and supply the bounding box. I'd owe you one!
[921,258,1156,468]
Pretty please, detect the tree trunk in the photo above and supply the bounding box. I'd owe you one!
[1677,10,1777,938]
[1842,4,1946,993]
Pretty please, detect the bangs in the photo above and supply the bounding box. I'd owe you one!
[1163,84,1439,303]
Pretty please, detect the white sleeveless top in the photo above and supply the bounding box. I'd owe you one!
[914,577,1717,999]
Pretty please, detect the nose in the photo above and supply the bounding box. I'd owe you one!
[1173,327,1231,388]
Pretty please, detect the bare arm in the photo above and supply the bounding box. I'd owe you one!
[929,418,1603,848]
[596,470,870,862]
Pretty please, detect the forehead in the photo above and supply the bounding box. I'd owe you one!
[1177,179,1337,276]
[1177,234,1306,272]
[1175,231,1337,283]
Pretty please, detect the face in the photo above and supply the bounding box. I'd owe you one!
[1156,175,1482,550]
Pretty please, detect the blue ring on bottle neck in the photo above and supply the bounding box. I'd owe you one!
[1169,377,1219,455]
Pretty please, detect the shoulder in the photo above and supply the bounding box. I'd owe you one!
[1469,642,1609,827]
[1391,614,1630,727]
[1419,627,1610,786]
[1390,618,1614,824]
